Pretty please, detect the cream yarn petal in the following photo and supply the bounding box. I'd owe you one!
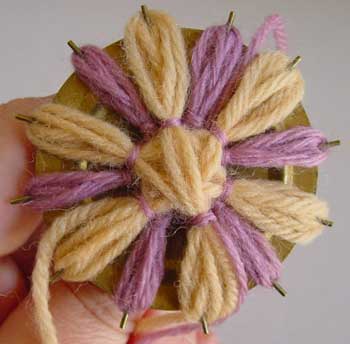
[179,226,241,323]
[216,51,304,142]
[124,9,190,119]
[228,179,329,244]
[27,103,134,166]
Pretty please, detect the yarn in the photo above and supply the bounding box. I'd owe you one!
[115,213,172,313]
[213,201,281,288]
[27,103,133,166]
[183,24,243,128]
[228,179,329,244]
[124,9,190,120]
[216,51,304,143]
[178,225,243,323]
[224,126,329,167]
[16,8,332,344]
[72,45,157,137]
[24,170,132,210]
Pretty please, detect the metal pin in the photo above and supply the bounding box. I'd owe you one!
[15,114,34,124]
[67,40,83,56]
[79,160,88,170]
[323,140,341,149]
[120,312,129,329]
[273,282,287,297]
[141,5,151,26]
[10,195,32,205]
[201,317,209,335]
[227,11,235,27]
[50,269,64,284]
[319,218,333,227]
[288,56,302,70]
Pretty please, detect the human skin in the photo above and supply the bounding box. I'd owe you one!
[0,96,219,344]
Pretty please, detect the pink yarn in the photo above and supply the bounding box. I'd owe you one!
[115,213,172,313]
[72,46,157,138]
[24,170,132,210]
[183,25,243,128]
[223,126,329,167]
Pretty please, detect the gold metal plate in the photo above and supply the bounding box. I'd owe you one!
[35,29,317,310]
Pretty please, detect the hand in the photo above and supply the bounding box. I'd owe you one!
[0,97,219,344]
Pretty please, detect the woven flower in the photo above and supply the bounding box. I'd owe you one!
[17,9,331,344]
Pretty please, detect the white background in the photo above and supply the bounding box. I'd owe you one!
[0,0,349,343]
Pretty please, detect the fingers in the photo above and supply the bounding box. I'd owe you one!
[132,310,219,344]
[0,96,53,256]
[0,282,139,344]
[0,257,28,325]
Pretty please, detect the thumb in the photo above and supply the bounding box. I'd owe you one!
[0,281,138,344]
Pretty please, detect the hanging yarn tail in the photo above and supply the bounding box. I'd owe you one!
[72,45,157,137]
[223,126,329,167]
[213,201,281,288]
[183,24,243,128]
[244,14,287,65]
[24,170,132,210]
[115,213,172,314]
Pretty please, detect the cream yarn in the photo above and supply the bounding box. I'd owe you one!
[216,51,304,142]
[228,179,329,244]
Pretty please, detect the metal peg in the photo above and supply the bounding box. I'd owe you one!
[120,312,129,329]
[141,5,151,26]
[10,195,32,205]
[67,40,83,56]
[288,56,302,70]
[273,282,287,297]
[50,269,64,284]
[227,11,236,27]
[323,140,341,149]
[201,316,209,335]
[15,114,34,124]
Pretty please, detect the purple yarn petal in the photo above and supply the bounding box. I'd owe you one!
[72,46,157,138]
[115,213,172,313]
[183,25,243,128]
[24,170,132,210]
[213,201,281,288]
[223,126,329,168]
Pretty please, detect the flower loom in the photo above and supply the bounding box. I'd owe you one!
[11,6,339,344]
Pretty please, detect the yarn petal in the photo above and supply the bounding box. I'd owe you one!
[213,201,281,288]
[27,103,134,166]
[224,126,329,168]
[216,51,304,143]
[124,9,190,120]
[179,225,246,324]
[23,170,132,211]
[115,213,172,313]
[183,25,243,128]
[72,45,157,138]
[53,197,153,281]
[227,179,329,244]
